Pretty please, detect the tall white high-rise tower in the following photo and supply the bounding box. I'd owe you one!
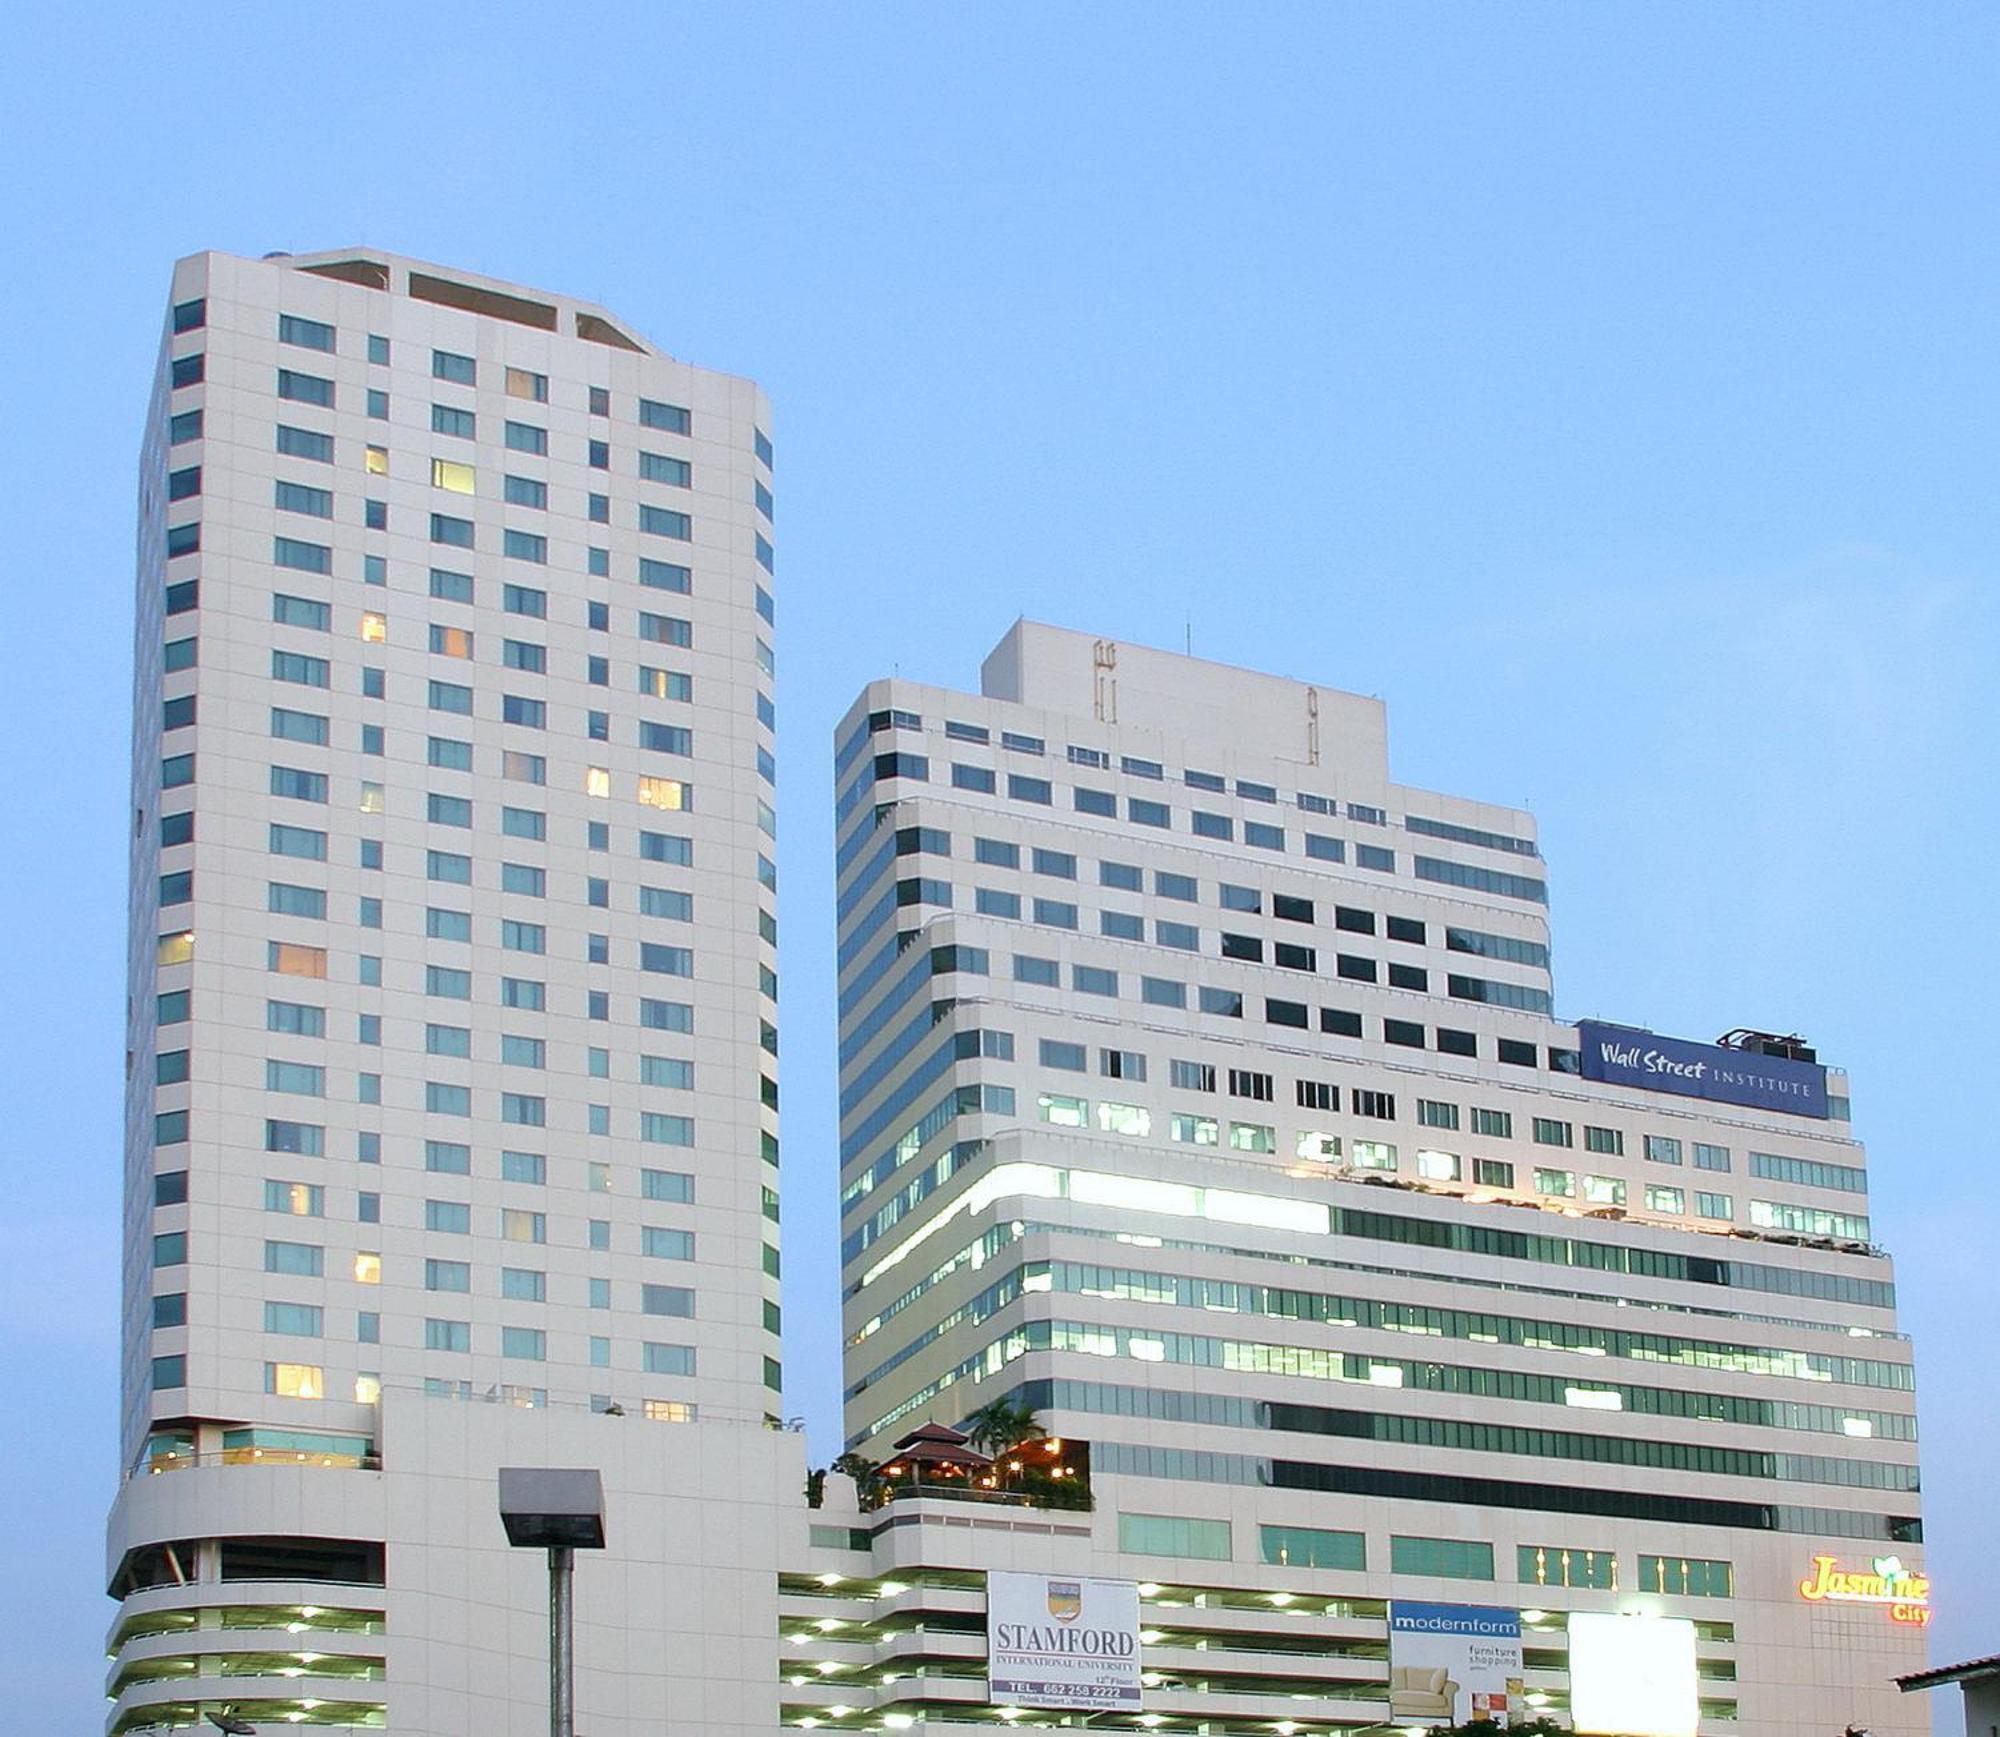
[108,248,795,1734]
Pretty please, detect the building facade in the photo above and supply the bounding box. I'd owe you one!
[813,621,1927,1735]
[107,248,796,1733]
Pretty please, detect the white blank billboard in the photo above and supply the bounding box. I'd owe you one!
[1568,1612,1699,1737]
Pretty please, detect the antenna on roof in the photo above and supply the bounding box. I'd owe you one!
[1185,613,1192,656]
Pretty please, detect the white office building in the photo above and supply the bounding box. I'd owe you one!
[107,248,801,1733]
[810,621,1929,1736]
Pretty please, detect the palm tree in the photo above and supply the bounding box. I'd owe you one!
[963,1397,1047,1456]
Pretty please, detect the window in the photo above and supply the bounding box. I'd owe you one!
[1221,933,1263,962]
[639,397,691,434]
[268,942,327,978]
[277,369,334,406]
[1040,1039,1087,1072]
[1037,1093,1087,1128]
[1098,1101,1151,1136]
[433,348,476,385]
[1228,1068,1273,1102]
[638,505,690,540]
[1471,1107,1512,1139]
[1535,1167,1575,1197]
[1391,1536,1494,1580]
[1533,1117,1573,1148]
[1646,1184,1686,1214]
[1008,774,1052,805]
[1640,1555,1734,1598]
[1583,1174,1627,1207]
[1298,1080,1337,1112]
[1694,1142,1732,1172]
[1198,986,1242,1018]
[1384,1018,1424,1048]
[642,1226,694,1260]
[267,1362,325,1399]
[1336,953,1376,982]
[1156,920,1199,951]
[1585,1125,1624,1156]
[264,1179,324,1217]
[1013,955,1059,987]
[430,512,474,547]
[1644,1134,1684,1166]
[1474,1158,1515,1188]
[1418,1099,1459,1130]
[1696,1191,1734,1221]
[1229,1122,1275,1153]
[1352,1089,1395,1119]
[504,365,547,402]
[1750,1151,1868,1193]
[1141,977,1186,1007]
[1118,1513,1230,1561]
[1519,1544,1617,1590]
[1073,965,1117,997]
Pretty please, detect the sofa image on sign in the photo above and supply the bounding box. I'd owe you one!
[1389,1664,1459,1718]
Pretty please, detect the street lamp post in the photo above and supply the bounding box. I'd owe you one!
[499,1467,607,1737]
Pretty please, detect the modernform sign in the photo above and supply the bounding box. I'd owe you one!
[1576,1021,1829,1119]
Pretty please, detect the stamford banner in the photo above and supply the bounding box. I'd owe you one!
[1388,1602,1525,1726]
[1576,1021,1829,1119]
[987,1572,1141,1710]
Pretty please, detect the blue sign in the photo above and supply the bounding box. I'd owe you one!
[1576,1021,1828,1119]
[1390,1602,1522,1641]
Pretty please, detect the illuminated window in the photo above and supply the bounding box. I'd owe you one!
[1037,1093,1087,1129]
[158,930,194,966]
[266,1362,325,1400]
[360,612,387,644]
[359,782,385,814]
[1518,1543,1618,1590]
[584,767,611,798]
[505,367,548,402]
[1170,1114,1218,1146]
[638,666,691,701]
[1639,1554,1733,1597]
[1583,1174,1626,1207]
[1535,1166,1575,1197]
[1296,1131,1342,1161]
[637,776,688,811]
[365,445,388,476]
[1097,1102,1151,1137]
[431,458,476,494]
[429,624,473,660]
[269,943,328,979]
[1416,1149,1462,1182]
[264,1180,324,1216]
[502,1208,546,1243]
[1351,1140,1398,1171]
[1646,1184,1686,1214]
[353,1252,380,1285]
[643,1400,696,1423]
[1228,1121,1275,1154]
[354,1374,382,1404]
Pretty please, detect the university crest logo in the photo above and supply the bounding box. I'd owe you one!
[1046,1581,1083,1622]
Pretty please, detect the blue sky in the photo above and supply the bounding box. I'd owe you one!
[4,2,1995,1721]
